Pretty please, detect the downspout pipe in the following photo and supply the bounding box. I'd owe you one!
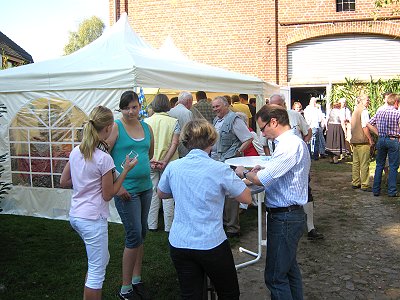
[114,0,119,23]
[275,0,279,85]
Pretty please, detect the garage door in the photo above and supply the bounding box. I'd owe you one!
[288,34,400,84]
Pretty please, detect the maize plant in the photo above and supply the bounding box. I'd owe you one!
[330,76,400,116]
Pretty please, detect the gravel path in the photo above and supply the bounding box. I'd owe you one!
[232,161,400,300]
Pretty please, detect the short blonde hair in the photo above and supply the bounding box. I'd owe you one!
[180,119,218,150]
[386,93,400,106]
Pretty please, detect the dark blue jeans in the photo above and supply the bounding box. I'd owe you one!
[170,239,239,300]
[311,127,320,160]
[373,137,399,196]
[265,208,306,300]
[114,189,152,248]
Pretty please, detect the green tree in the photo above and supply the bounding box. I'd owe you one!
[63,16,105,55]
[373,0,400,19]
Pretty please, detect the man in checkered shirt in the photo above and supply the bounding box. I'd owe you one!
[367,93,400,197]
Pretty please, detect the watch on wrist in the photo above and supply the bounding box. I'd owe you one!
[243,170,250,179]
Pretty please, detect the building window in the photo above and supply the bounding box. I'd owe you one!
[9,98,87,188]
[336,0,355,12]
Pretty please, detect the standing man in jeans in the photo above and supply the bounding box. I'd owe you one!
[304,97,323,160]
[235,104,310,299]
[367,93,400,197]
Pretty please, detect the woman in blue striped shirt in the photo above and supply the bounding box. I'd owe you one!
[157,119,251,299]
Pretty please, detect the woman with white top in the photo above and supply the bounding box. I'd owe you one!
[60,106,137,300]
[326,102,347,163]
[157,119,251,299]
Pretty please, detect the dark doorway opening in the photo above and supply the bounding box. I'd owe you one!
[290,86,326,112]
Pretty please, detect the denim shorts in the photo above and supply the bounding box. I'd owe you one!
[70,216,109,289]
[114,188,152,248]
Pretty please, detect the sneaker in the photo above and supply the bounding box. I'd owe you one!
[361,187,372,192]
[117,289,141,300]
[133,282,152,300]
[307,229,324,240]
[352,185,361,189]
[388,192,400,197]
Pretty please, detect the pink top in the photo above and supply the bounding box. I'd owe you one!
[69,146,115,220]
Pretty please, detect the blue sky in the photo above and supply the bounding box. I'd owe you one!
[1,0,109,62]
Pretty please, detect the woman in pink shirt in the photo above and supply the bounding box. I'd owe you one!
[60,106,137,300]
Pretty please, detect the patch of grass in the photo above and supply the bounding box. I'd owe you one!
[227,207,258,247]
[0,209,259,299]
[311,159,353,173]
[0,215,179,299]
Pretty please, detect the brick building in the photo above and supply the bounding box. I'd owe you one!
[108,0,400,106]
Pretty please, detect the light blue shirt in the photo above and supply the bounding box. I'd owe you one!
[158,149,246,250]
[257,130,310,208]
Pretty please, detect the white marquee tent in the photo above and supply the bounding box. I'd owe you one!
[0,13,278,222]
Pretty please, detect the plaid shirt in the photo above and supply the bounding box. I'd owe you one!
[369,105,400,137]
[193,99,215,124]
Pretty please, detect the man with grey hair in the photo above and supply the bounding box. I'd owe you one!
[262,94,323,240]
[211,95,253,238]
[267,93,311,149]
[169,91,194,157]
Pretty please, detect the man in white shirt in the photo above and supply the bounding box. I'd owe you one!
[265,94,324,240]
[304,97,324,160]
[235,104,310,299]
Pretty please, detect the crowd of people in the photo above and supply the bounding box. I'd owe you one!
[59,89,400,300]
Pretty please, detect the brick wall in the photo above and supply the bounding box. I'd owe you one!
[279,0,395,23]
[109,0,400,86]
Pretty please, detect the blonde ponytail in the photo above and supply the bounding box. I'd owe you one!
[80,106,114,160]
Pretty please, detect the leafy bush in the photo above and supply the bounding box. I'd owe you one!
[330,76,400,116]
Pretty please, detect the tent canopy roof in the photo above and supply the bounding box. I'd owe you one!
[0,13,277,95]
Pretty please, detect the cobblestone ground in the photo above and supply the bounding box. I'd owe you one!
[232,160,400,300]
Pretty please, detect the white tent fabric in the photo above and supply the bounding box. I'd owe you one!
[0,13,277,95]
[158,36,190,61]
[0,13,278,222]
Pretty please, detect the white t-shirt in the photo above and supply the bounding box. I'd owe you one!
[361,109,370,128]
[339,107,352,122]
[69,146,115,220]
[304,105,323,128]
